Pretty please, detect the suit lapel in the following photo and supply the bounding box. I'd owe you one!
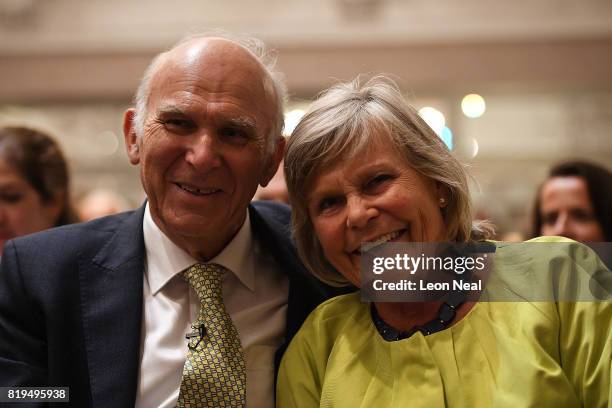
[79,206,146,407]
[249,203,345,372]
[249,202,356,380]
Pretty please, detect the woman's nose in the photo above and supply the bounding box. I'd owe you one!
[551,213,576,240]
[346,196,378,229]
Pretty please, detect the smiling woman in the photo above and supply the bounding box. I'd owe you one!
[0,126,77,256]
[277,75,611,407]
[304,137,448,286]
[285,75,491,287]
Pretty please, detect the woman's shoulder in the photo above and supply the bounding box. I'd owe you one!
[488,237,610,302]
[310,292,366,324]
[294,292,369,343]
[494,236,606,271]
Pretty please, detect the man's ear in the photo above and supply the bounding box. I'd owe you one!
[260,137,286,187]
[123,108,141,165]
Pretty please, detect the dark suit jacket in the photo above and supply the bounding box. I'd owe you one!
[0,201,345,407]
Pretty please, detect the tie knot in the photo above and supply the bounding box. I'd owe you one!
[182,263,227,304]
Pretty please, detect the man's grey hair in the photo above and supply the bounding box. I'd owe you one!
[132,30,287,160]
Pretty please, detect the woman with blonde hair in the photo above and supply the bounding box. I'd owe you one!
[277,76,611,407]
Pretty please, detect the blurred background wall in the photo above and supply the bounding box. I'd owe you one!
[1,0,611,237]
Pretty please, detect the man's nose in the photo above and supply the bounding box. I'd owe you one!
[346,196,378,229]
[185,132,222,171]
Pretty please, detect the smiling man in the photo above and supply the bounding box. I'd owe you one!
[0,33,341,407]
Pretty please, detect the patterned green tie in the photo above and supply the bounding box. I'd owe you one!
[177,263,246,407]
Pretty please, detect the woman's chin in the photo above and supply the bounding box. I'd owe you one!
[338,266,361,288]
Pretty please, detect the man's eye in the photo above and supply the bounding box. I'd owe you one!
[219,127,249,141]
[163,119,194,132]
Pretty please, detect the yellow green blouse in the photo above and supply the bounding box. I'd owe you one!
[277,239,612,407]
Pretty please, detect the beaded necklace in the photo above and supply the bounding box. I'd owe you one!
[370,241,495,341]
[371,289,467,341]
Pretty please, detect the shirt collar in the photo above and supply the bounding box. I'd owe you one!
[143,203,256,295]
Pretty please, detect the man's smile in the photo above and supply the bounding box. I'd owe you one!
[174,182,222,196]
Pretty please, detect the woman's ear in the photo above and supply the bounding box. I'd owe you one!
[436,182,450,208]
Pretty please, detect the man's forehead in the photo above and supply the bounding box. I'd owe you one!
[144,37,277,133]
[156,103,257,128]
[164,38,263,75]
[151,41,268,95]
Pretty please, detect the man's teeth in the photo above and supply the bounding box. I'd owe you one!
[178,183,218,195]
[361,230,402,252]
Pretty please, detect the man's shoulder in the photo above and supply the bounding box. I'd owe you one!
[250,201,291,230]
[14,210,134,245]
[6,209,142,266]
[249,201,293,247]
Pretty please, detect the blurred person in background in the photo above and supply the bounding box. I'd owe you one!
[532,160,612,242]
[77,187,132,221]
[0,126,77,257]
[254,159,290,204]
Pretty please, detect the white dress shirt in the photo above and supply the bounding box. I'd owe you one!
[135,204,289,408]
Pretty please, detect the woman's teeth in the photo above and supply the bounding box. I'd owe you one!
[360,230,403,253]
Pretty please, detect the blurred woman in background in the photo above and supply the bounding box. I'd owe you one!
[532,160,612,242]
[0,126,77,256]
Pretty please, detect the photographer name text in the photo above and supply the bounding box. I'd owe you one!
[372,279,482,291]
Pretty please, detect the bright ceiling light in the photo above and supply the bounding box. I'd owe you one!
[461,94,486,118]
[441,126,453,150]
[418,106,446,136]
[470,138,480,158]
[283,109,305,136]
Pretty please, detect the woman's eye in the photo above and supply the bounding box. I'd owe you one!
[0,193,22,204]
[571,210,594,222]
[365,174,393,190]
[318,197,343,213]
[542,212,558,225]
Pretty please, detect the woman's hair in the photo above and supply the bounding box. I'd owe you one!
[284,75,492,286]
[0,126,77,226]
[531,160,612,241]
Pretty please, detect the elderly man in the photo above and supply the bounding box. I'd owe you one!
[0,34,340,407]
